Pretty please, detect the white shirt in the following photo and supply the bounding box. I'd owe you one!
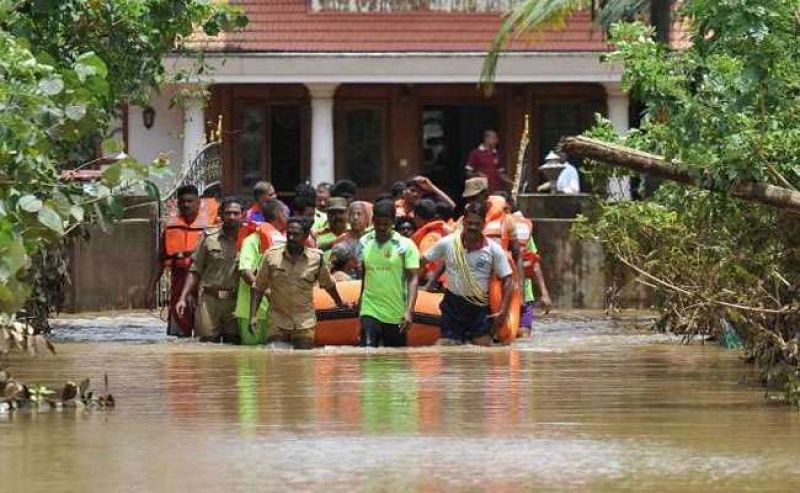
[424,235,512,298]
[556,162,581,194]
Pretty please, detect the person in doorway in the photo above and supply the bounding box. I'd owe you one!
[411,198,452,287]
[176,196,243,343]
[149,184,218,337]
[359,200,420,347]
[423,201,514,346]
[249,217,348,349]
[465,129,512,192]
[315,197,350,252]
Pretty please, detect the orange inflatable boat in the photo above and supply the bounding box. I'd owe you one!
[313,280,520,346]
[313,280,444,347]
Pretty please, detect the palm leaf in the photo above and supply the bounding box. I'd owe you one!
[481,0,591,90]
[480,0,656,90]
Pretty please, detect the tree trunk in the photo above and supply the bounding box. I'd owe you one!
[561,136,800,213]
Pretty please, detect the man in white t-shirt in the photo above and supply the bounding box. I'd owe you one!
[423,201,513,345]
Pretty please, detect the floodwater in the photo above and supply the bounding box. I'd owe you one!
[2,314,800,493]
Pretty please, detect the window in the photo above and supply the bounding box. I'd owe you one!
[235,105,304,196]
[237,108,266,192]
[339,108,384,187]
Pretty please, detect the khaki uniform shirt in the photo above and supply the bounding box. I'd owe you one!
[254,245,335,331]
[190,227,239,291]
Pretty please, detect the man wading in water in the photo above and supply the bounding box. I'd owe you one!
[423,201,513,345]
[249,217,348,349]
[358,200,420,347]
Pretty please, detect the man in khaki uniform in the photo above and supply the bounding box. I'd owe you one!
[177,197,243,343]
[249,217,348,349]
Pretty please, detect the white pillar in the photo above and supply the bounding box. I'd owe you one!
[604,83,632,200]
[307,83,339,185]
[182,96,206,170]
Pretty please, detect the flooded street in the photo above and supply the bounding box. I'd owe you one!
[2,315,800,492]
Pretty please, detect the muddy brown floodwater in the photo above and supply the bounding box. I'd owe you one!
[2,315,800,492]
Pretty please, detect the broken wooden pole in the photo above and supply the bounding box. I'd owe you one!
[561,136,800,213]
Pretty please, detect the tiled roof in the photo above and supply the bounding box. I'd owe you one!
[197,0,609,52]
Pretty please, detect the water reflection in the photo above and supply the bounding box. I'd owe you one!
[3,317,800,492]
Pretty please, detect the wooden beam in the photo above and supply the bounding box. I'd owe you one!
[561,136,800,213]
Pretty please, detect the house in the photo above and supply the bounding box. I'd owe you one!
[125,0,632,201]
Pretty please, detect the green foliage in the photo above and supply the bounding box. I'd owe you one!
[576,0,800,404]
[0,1,246,324]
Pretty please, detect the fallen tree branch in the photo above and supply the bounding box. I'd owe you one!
[615,254,793,315]
[561,136,800,213]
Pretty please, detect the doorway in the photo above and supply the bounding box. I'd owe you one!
[420,105,500,202]
[235,104,305,198]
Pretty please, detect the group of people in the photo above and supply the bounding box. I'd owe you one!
[150,135,555,349]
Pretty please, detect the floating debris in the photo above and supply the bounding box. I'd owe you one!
[0,369,115,413]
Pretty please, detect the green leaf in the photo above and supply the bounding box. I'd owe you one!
[106,196,124,219]
[0,201,6,217]
[101,138,124,156]
[37,206,64,234]
[76,52,108,79]
[18,195,43,213]
[70,205,84,222]
[65,104,87,121]
[38,77,64,96]
[101,162,123,184]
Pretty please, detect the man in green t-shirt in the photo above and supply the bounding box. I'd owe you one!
[358,200,420,347]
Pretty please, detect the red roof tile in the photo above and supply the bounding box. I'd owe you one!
[200,0,610,52]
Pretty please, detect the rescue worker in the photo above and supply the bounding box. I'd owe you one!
[234,199,287,345]
[249,217,348,349]
[411,198,451,287]
[149,184,218,337]
[503,194,553,336]
[315,197,350,252]
[423,201,513,345]
[176,196,243,343]
[359,200,420,347]
[462,177,524,288]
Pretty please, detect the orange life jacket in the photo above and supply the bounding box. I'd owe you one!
[411,220,451,251]
[511,211,541,278]
[163,198,218,268]
[237,221,286,253]
[412,220,451,278]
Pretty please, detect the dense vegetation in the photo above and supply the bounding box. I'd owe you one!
[0,1,246,330]
[569,1,800,404]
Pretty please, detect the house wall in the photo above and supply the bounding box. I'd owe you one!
[127,86,184,173]
[208,82,607,197]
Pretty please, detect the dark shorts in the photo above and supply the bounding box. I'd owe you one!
[439,291,491,342]
[360,316,406,347]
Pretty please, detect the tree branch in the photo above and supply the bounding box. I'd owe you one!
[561,136,800,213]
